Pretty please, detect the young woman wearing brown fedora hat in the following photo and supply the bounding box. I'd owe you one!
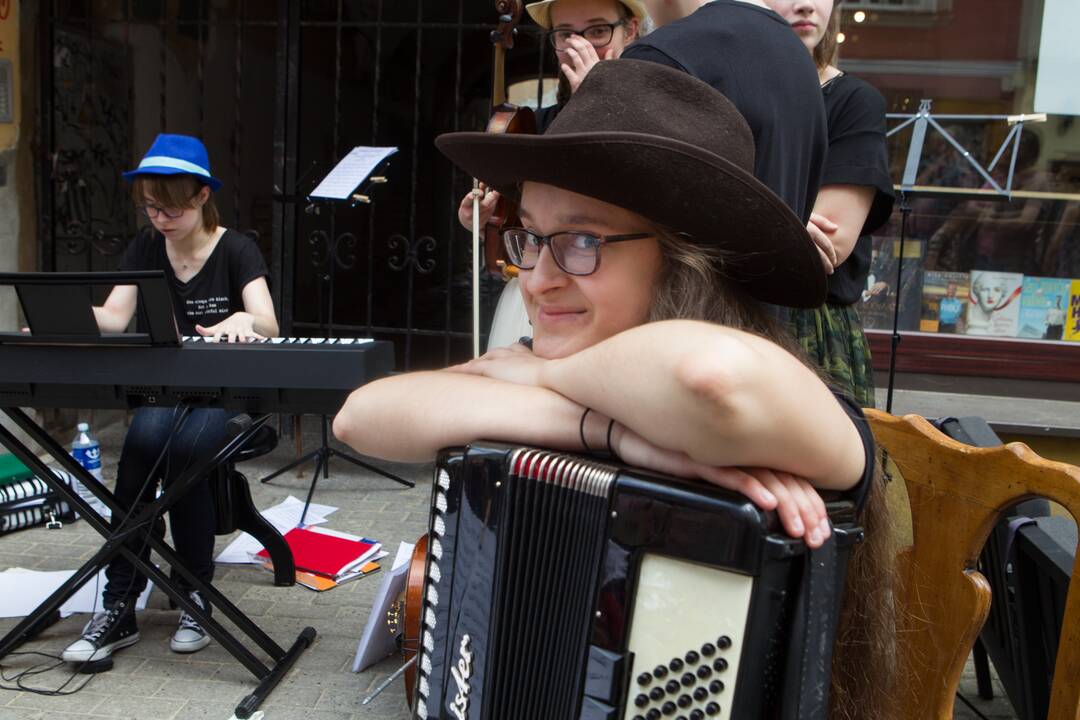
[336,59,895,717]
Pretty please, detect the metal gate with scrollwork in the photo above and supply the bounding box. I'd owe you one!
[38,0,549,370]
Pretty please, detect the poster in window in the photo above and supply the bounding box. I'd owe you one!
[920,271,970,335]
[858,237,924,332]
[1018,276,1072,340]
[966,270,1024,337]
[1066,280,1080,342]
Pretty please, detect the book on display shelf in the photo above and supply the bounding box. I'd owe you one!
[1066,280,1080,342]
[858,236,924,332]
[920,270,970,335]
[1018,276,1072,341]
[966,270,1024,337]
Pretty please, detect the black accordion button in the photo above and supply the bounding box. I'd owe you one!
[689,710,705,720]
[669,657,684,672]
[646,709,662,720]
[676,716,688,720]
[709,679,725,694]
[633,717,646,720]
[654,664,669,679]
[650,687,665,701]
[713,658,728,672]
[665,679,680,695]
[701,643,716,657]
[635,694,649,708]
[662,701,677,716]
[684,650,700,664]
[705,702,721,716]
[638,672,652,687]
[681,672,695,687]
[717,635,732,650]
[693,687,708,702]
[696,665,712,680]
[677,694,692,708]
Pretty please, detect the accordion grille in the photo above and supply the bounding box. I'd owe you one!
[487,449,616,718]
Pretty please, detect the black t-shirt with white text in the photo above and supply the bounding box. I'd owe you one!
[118,227,269,335]
[621,0,827,223]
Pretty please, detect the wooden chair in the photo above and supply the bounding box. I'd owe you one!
[865,409,1080,719]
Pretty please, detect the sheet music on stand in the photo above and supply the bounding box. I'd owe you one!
[309,146,397,201]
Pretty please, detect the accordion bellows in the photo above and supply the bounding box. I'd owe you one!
[413,444,861,720]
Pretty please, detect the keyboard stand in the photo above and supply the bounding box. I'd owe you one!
[0,407,313,720]
[260,413,414,526]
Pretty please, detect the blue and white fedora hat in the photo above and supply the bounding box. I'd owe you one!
[122,133,222,191]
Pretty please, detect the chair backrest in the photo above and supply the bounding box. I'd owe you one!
[865,409,1080,720]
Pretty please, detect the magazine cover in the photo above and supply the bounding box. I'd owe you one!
[1017,277,1072,340]
[859,237,924,332]
[966,270,1024,337]
[1067,280,1080,342]
[920,271,970,334]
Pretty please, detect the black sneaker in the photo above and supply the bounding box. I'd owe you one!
[61,600,139,663]
[170,590,211,653]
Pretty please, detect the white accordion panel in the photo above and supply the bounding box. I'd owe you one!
[622,554,752,720]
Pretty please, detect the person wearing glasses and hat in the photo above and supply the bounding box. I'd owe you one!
[457,0,647,233]
[62,134,278,666]
[335,60,895,717]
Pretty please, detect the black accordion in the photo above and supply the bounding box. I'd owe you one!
[412,443,862,720]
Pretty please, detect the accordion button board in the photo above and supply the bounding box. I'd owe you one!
[413,443,860,720]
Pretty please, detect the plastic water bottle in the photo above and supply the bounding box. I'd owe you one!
[70,422,111,520]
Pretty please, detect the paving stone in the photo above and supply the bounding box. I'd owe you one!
[92,694,185,719]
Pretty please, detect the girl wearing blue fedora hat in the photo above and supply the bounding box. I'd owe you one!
[63,134,278,665]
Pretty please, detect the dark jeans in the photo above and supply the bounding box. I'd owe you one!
[103,407,233,607]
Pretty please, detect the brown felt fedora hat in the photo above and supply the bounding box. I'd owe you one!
[435,59,824,308]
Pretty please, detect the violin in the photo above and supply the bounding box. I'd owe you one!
[482,0,536,278]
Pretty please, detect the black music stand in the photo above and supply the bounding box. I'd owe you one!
[263,151,412,527]
[0,272,312,719]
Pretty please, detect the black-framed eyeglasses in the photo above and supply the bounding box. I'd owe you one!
[547,21,626,51]
[136,192,200,220]
[502,227,653,276]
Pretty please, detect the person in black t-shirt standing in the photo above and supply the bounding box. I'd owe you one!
[766,0,894,408]
[628,0,827,224]
[62,134,278,666]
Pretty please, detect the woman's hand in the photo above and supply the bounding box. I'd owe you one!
[457,183,502,232]
[447,342,547,387]
[807,213,838,274]
[613,423,831,548]
[196,312,264,343]
[560,36,603,94]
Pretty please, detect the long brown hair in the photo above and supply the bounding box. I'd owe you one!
[649,226,899,720]
[814,5,842,70]
[131,174,220,233]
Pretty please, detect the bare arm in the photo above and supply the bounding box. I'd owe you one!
[195,276,279,341]
[333,372,584,462]
[93,284,138,333]
[809,184,876,267]
[538,321,866,491]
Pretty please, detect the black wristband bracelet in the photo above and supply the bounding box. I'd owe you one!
[606,418,618,459]
[579,408,592,452]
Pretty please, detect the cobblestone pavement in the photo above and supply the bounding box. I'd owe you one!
[0,418,1018,719]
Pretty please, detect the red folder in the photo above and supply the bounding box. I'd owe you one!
[255,527,379,578]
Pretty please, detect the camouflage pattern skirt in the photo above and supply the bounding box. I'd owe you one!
[786,303,876,408]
